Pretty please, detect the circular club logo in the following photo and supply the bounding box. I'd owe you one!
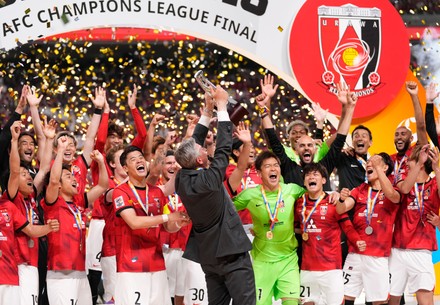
[289,0,409,118]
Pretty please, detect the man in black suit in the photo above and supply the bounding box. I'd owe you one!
[175,85,255,305]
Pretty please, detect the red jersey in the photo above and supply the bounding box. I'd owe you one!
[349,183,400,257]
[294,194,359,271]
[113,182,167,272]
[160,192,191,250]
[393,178,440,251]
[101,178,119,257]
[225,164,261,224]
[390,146,413,186]
[2,191,40,267]
[0,198,29,285]
[42,196,87,271]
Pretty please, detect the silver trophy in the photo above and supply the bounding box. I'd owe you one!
[194,70,249,125]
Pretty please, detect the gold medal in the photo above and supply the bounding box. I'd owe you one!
[302,232,309,241]
[266,231,273,240]
[28,239,35,248]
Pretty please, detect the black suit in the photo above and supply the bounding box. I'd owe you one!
[175,119,255,305]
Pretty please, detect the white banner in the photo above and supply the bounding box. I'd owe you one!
[0,0,305,90]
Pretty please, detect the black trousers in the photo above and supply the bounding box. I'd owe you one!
[201,252,255,305]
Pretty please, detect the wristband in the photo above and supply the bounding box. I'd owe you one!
[162,214,169,223]
[93,108,103,115]
[338,198,345,203]
[258,106,269,115]
[260,113,269,119]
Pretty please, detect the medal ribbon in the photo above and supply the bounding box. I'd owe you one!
[24,195,36,223]
[240,169,251,190]
[413,182,425,222]
[167,193,179,212]
[66,202,83,251]
[260,185,282,231]
[356,154,369,182]
[393,155,407,184]
[301,193,325,233]
[366,187,380,226]
[127,181,149,215]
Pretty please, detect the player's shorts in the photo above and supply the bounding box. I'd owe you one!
[86,219,105,271]
[164,248,186,296]
[115,271,172,305]
[389,248,435,295]
[46,270,92,305]
[18,264,39,305]
[343,253,389,302]
[253,254,300,305]
[101,255,116,303]
[300,269,344,305]
[183,258,208,305]
[0,285,19,305]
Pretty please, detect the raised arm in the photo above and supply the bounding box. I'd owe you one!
[34,118,58,196]
[128,85,148,149]
[144,113,165,161]
[86,150,109,204]
[425,82,440,148]
[406,81,429,145]
[227,121,252,193]
[45,136,68,203]
[7,121,23,198]
[370,155,400,203]
[94,97,110,153]
[83,87,105,166]
[27,87,45,162]
[396,144,429,194]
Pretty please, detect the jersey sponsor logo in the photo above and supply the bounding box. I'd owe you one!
[408,199,419,210]
[306,219,322,233]
[114,196,125,208]
[320,205,328,215]
[1,212,10,223]
[0,231,7,241]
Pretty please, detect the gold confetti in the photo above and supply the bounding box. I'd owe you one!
[277,26,284,32]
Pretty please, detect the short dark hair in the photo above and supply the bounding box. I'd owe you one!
[409,145,433,174]
[44,164,71,187]
[54,131,77,148]
[106,144,125,165]
[377,152,394,177]
[152,136,166,154]
[255,150,280,171]
[18,131,36,146]
[119,146,143,167]
[352,125,373,141]
[302,163,328,180]
[108,121,124,138]
[165,150,175,157]
[231,138,243,162]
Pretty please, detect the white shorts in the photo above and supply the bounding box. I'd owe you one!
[0,285,19,305]
[164,248,186,296]
[18,264,39,305]
[46,270,92,305]
[300,269,344,305]
[342,253,389,302]
[183,259,208,305]
[389,248,435,295]
[101,255,116,303]
[115,271,172,305]
[86,219,105,272]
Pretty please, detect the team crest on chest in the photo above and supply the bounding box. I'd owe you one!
[319,205,328,216]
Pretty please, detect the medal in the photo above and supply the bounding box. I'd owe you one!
[302,232,309,241]
[28,239,35,248]
[365,187,380,235]
[365,226,373,235]
[260,185,283,236]
[414,182,425,226]
[266,231,273,240]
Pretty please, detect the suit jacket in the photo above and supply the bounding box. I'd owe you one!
[175,120,252,264]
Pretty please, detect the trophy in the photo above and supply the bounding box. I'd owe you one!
[194,70,249,125]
